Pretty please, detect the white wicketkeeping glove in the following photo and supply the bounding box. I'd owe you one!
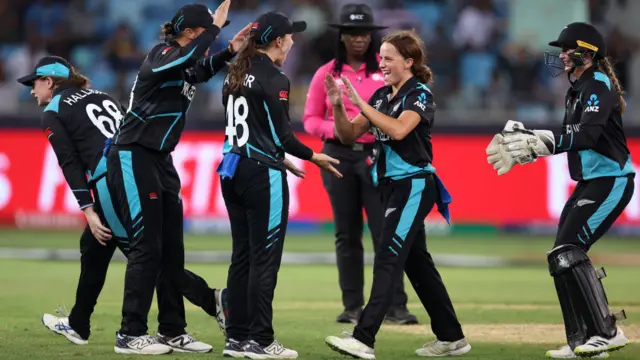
[486,133,516,175]
[501,120,554,164]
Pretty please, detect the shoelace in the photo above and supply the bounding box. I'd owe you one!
[56,304,69,317]
[340,329,353,338]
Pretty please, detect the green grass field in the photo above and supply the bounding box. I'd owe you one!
[0,230,639,359]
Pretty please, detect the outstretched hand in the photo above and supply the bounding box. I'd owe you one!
[229,23,252,53]
[325,73,343,107]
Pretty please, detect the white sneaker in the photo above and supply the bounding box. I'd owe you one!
[41,313,88,345]
[415,338,471,357]
[157,333,213,353]
[215,288,228,336]
[574,327,629,356]
[325,332,375,359]
[243,339,299,359]
[546,344,609,358]
[114,333,172,355]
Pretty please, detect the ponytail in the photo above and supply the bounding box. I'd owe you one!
[226,34,260,94]
[161,21,176,42]
[51,66,90,89]
[597,57,626,115]
[412,63,433,85]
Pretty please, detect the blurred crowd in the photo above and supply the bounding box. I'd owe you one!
[0,0,639,126]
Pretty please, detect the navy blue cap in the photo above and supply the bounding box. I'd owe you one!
[171,3,229,33]
[17,56,72,87]
[251,12,306,45]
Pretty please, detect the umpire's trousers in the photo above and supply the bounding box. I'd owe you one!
[106,144,188,337]
[321,140,408,311]
[554,174,635,250]
[352,175,465,348]
[221,158,289,346]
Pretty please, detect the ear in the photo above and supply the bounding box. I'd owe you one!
[404,57,414,70]
[45,77,55,90]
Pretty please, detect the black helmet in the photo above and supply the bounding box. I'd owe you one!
[544,22,606,77]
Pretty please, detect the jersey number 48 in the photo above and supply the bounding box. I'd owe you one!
[225,95,250,147]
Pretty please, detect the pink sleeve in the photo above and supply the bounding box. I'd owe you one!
[302,65,335,140]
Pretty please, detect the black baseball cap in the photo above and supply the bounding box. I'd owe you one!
[171,3,229,33]
[251,12,306,45]
[548,22,606,59]
[17,56,72,87]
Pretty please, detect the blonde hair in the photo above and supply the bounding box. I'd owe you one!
[596,57,626,115]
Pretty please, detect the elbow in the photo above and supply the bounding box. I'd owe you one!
[389,128,410,141]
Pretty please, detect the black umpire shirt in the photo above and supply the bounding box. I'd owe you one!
[552,66,634,181]
[221,53,313,170]
[365,76,437,185]
[115,24,233,153]
[42,85,125,210]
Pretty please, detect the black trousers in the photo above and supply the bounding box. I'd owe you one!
[352,175,464,348]
[106,144,189,337]
[221,158,289,346]
[67,175,217,339]
[555,174,635,250]
[321,141,407,311]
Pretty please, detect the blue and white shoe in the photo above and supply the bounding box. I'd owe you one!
[243,339,298,359]
[222,338,246,358]
[41,313,88,345]
[157,333,212,353]
[215,288,228,336]
[114,332,172,355]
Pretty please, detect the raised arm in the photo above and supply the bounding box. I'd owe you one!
[324,73,370,144]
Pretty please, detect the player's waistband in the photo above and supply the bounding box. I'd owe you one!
[324,139,375,152]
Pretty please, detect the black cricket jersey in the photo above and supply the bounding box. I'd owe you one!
[365,76,436,185]
[552,66,634,181]
[114,24,233,153]
[221,53,313,170]
[41,85,125,209]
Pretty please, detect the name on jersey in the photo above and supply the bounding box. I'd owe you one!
[223,73,255,89]
[182,81,196,101]
[62,89,104,106]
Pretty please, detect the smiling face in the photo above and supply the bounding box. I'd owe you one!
[379,41,412,87]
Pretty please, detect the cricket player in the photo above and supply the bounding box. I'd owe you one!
[17,55,227,352]
[104,1,249,355]
[487,22,633,358]
[216,11,342,359]
[323,30,470,359]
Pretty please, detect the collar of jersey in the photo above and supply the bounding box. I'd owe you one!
[384,76,419,102]
[253,53,275,65]
[570,65,596,89]
[53,84,77,96]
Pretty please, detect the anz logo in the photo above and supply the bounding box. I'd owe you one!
[181,81,196,101]
[413,92,427,112]
[584,94,599,113]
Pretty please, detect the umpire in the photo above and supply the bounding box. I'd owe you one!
[303,3,416,325]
